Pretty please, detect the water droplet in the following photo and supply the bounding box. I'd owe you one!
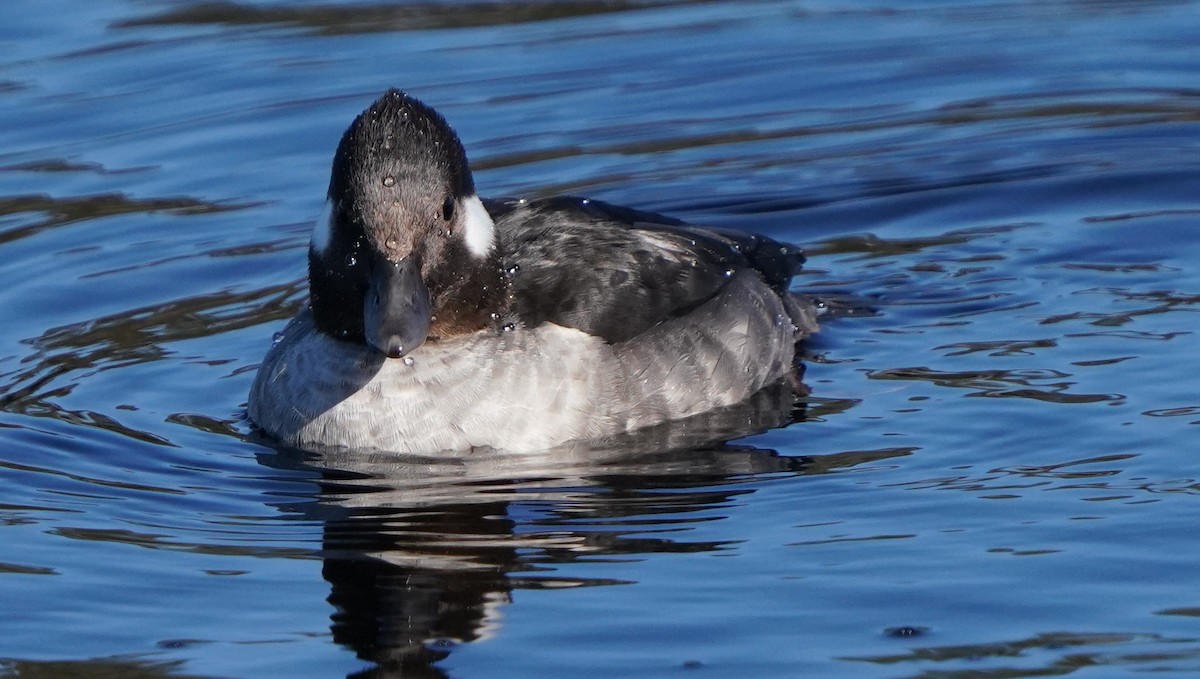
[502,323,515,332]
[489,312,501,322]
[345,254,357,267]
[402,356,415,367]
[506,264,520,276]
[444,229,452,238]
[580,198,590,205]
[271,331,284,346]
[385,238,397,249]
[382,175,395,187]
[885,626,929,638]
[723,268,735,278]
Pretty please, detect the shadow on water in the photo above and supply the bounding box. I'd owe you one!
[255,387,910,677]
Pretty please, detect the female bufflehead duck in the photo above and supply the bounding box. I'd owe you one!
[249,90,819,454]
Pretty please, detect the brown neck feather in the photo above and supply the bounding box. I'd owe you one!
[425,246,509,340]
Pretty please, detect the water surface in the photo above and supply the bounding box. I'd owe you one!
[2,1,1200,677]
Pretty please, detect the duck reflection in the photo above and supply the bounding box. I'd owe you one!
[258,384,895,678]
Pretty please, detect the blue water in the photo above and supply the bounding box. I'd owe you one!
[3,1,1200,677]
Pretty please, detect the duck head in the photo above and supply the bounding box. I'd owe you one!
[309,90,506,358]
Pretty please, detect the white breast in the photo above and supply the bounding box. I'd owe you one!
[248,272,798,454]
[250,314,625,452]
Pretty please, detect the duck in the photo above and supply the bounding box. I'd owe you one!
[248,89,820,454]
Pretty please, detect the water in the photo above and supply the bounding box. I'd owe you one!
[2,1,1199,676]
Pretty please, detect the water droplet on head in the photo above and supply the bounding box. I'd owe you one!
[345,254,357,267]
[506,264,520,276]
[724,268,735,278]
[403,356,415,367]
[271,331,284,346]
[382,175,395,187]
[489,312,500,322]
[502,322,515,332]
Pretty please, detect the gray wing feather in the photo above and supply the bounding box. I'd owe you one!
[492,197,811,344]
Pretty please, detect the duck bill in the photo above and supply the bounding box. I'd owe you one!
[364,254,432,358]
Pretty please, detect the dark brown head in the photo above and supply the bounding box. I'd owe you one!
[308,90,506,357]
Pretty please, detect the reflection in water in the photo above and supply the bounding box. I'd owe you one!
[259,389,909,677]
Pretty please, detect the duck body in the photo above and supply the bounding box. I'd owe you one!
[248,90,818,454]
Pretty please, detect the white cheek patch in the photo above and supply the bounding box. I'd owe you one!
[311,199,334,255]
[461,195,496,259]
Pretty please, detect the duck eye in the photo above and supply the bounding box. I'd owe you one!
[441,197,455,222]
